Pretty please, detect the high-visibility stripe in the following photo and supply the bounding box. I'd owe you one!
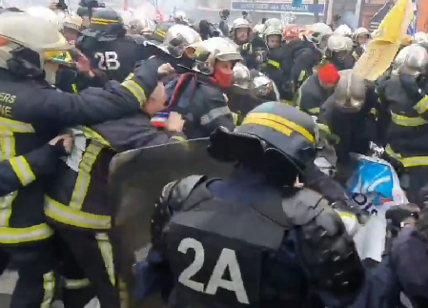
[121,79,147,105]
[200,106,231,125]
[267,59,280,68]
[91,18,120,24]
[96,232,116,286]
[390,112,428,126]
[385,145,428,167]
[413,95,428,114]
[0,130,17,227]
[0,118,34,132]
[65,278,91,289]
[0,223,54,244]
[41,271,55,308]
[45,196,111,229]
[9,156,36,186]
[243,113,315,143]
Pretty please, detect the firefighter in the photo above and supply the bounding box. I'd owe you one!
[0,14,166,307]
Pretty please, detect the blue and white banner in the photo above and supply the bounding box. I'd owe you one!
[407,0,418,35]
[230,1,325,15]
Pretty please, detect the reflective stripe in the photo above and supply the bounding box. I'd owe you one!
[41,271,55,308]
[69,142,103,210]
[124,73,134,81]
[267,60,280,68]
[96,232,116,286]
[413,95,428,114]
[243,112,315,144]
[200,106,231,125]
[385,145,428,168]
[0,118,34,133]
[0,223,53,244]
[121,79,147,105]
[390,112,428,126]
[119,278,129,308]
[9,156,36,186]
[71,84,78,94]
[0,130,16,227]
[65,278,91,289]
[171,135,186,142]
[45,196,111,229]
[231,112,239,125]
[308,107,320,114]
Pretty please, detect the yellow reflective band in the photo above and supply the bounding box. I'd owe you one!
[96,232,116,286]
[9,156,36,186]
[45,196,111,229]
[308,107,320,114]
[243,113,315,144]
[0,118,34,133]
[0,223,54,244]
[91,18,120,24]
[280,99,294,105]
[385,144,428,168]
[69,142,103,211]
[390,112,428,126]
[413,95,428,114]
[124,73,134,81]
[155,29,166,37]
[41,271,55,308]
[65,279,91,290]
[267,59,280,68]
[298,70,306,82]
[171,135,186,142]
[78,126,111,148]
[121,79,147,105]
[72,84,78,94]
[0,130,16,227]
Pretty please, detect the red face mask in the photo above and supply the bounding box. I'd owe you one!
[211,67,233,89]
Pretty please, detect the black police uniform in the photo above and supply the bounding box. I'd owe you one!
[45,111,186,308]
[77,8,147,82]
[149,102,364,308]
[0,58,157,307]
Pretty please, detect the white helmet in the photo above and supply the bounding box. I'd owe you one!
[26,6,62,30]
[334,24,352,36]
[413,31,428,44]
[306,23,332,45]
[0,13,71,84]
[327,35,353,52]
[353,27,370,40]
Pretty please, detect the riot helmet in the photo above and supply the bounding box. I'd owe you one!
[148,21,174,44]
[0,13,71,85]
[146,24,201,58]
[250,72,280,101]
[208,102,320,184]
[263,25,282,49]
[86,8,125,41]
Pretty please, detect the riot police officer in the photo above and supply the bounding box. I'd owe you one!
[0,13,166,308]
[146,102,365,307]
[77,8,147,82]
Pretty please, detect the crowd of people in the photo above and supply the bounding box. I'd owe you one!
[0,1,427,308]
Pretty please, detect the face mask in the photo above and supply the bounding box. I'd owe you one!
[212,67,233,89]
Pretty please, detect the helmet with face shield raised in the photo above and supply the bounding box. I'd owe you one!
[190,37,243,74]
[251,72,280,101]
[147,24,201,58]
[392,44,428,76]
[0,13,71,85]
[263,25,282,49]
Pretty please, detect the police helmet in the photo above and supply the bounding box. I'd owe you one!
[146,24,201,58]
[208,102,319,176]
[0,13,71,82]
[148,21,174,44]
[190,37,242,74]
[88,8,124,37]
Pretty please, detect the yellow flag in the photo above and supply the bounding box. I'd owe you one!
[353,0,414,81]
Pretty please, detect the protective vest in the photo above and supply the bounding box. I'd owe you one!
[45,126,115,231]
[384,76,428,165]
[165,180,307,308]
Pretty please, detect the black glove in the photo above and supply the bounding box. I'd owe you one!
[399,73,425,101]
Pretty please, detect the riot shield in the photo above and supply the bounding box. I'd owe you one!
[108,138,233,307]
